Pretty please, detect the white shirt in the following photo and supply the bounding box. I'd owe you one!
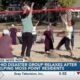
[61,16,73,39]
[32,26,37,35]
[3,29,10,36]
[66,25,73,39]
[17,32,22,37]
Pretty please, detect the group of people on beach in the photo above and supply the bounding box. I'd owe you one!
[0,2,76,61]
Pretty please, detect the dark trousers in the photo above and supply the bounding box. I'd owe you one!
[56,37,71,50]
[17,37,23,44]
[45,39,54,52]
[71,33,74,48]
[32,35,37,44]
[21,32,33,57]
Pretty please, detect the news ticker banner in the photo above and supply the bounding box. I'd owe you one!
[0,62,80,80]
[0,71,80,80]
[0,62,80,71]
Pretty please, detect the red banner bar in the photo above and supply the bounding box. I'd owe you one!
[0,7,80,14]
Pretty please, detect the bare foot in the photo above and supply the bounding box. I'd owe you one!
[24,57,32,61]
[70,53,73,57]
[69,50,73,57]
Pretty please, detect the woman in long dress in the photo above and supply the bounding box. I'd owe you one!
[10,24,17,45]
[43,23,54,55]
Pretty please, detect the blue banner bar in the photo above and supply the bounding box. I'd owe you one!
[0,62,80,71]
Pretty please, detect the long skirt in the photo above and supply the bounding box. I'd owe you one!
[44,38,54,52]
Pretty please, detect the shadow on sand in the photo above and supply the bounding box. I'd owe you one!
[32,50,45,54]
[59,54,80,61]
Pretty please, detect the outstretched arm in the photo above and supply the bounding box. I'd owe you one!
[35,21,39,27]
[30,2,35,13]
[60,14,68,25]
[22,2,31,14]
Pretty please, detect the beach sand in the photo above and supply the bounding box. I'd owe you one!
[12,34,80,62]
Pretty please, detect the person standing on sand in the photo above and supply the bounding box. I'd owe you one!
[10,24,17,45]
[32,21,39,44]
[71,19,75,50]
[43,23,54,56]
[56,13,73,56]
[20,2,34,61]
